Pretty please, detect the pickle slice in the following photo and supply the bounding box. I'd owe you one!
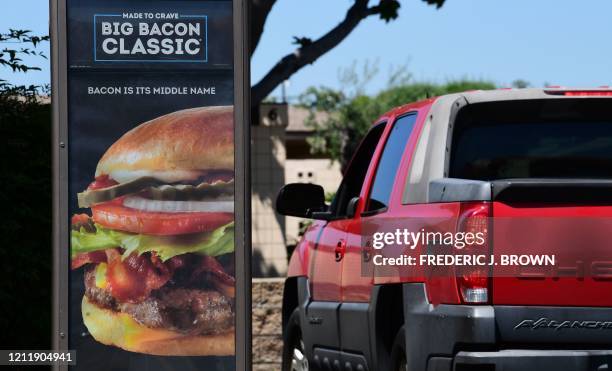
[78,177,164,207]
[78,177,234,208]
[146,181,234,201]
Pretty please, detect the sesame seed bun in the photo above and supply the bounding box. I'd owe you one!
[95,106,234,184]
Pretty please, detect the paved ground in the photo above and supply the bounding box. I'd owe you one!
[252,278,284,371]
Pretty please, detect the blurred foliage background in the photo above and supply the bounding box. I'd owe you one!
[299,63,497,170]
[0,30,51,351]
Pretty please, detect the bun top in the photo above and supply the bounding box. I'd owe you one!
[96,106,233,183]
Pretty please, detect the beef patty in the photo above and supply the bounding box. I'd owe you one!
[84,267,234,335]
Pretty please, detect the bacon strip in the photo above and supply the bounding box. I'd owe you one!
[106,250,173,303]
[72,245,235,302]
[71,251,107,270]
[191,256,236,298]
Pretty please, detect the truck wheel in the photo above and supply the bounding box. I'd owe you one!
[282,309,309,371]
[390,326,407,371]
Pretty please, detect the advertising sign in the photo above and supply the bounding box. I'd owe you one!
[51,0,250,370]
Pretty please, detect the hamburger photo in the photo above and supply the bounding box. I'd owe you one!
[70,106,235,356]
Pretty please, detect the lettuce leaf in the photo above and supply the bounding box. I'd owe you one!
[71,222,234,261]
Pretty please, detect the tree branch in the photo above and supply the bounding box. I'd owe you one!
[251,0,374,106]
[250,0,277,57]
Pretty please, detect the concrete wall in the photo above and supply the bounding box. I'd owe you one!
[251,125,288,277]
[251,104,342,277]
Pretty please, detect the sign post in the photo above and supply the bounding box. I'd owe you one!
[51,0,250,369]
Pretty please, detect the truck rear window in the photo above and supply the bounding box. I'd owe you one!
[449,99,612,180]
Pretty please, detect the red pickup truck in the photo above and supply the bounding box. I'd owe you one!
[276,88,612,371]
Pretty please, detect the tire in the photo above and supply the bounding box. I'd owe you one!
[282,309,309,371]
[390,326,407,371]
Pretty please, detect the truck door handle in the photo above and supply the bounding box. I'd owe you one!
[363,240,372,262]
[335,239,346,262]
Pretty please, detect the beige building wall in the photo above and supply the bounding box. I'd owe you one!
[251,105,289,277]
[251,104,342,277]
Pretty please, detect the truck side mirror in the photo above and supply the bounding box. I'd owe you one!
[276,183,329,219]
[346,197,360,218]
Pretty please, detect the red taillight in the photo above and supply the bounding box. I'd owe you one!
[545,90,612,97]
[564,91,612,96]
[456,202,490,304]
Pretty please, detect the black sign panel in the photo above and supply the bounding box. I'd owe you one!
[68,1,232,68]
[52,0,249,370]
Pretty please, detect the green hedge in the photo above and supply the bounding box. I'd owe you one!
[0,95,52,349]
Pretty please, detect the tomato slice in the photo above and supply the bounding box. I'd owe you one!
[91,201,233,235]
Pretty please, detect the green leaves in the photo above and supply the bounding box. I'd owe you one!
[71,222,235,261]
[378,0,401,22]
[300,78,496,169]
[0,29,49,75]
[0,87,51,348]
[422,0,446,9]
[375,0,445,22]
[292,36,313,48]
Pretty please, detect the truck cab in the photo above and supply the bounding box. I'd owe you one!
[277,88,612,371]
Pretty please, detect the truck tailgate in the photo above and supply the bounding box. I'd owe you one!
[492,200,612,307]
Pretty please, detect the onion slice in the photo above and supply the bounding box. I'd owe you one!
[123,196,234,213]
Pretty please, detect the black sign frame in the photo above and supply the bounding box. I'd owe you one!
[50,0,251,369]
